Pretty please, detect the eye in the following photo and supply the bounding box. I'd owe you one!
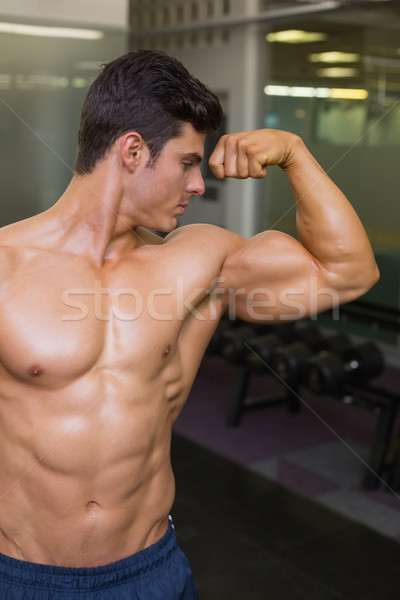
[182,162,193,170]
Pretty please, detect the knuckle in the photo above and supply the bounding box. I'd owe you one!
[226,135,239,150]
[237,138,248,151]
[247,143,260,157]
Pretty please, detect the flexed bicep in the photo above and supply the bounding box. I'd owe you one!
[219,230,340,323]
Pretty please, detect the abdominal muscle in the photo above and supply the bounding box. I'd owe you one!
[0,370,179,568]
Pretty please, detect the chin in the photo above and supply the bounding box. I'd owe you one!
[157,220,178,233]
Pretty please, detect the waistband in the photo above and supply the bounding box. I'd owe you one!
[0,520,177,591]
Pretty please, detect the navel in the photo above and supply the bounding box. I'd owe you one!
[163,344,171,357]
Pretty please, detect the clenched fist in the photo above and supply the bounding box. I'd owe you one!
[208,129,299,180]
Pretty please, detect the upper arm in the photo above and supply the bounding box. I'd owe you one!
[218,230,352,323]
[164,224,340,323]
[165,224,370,324]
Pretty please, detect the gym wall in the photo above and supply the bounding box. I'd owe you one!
[0,0,129,225]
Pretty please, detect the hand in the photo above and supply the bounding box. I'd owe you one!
[208,129,298,180]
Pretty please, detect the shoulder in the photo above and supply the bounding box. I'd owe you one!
[0,242,16,286]
[164,223,245,256]
[0,218,39,280]
[0,223,20,264]
[0,215,38,248]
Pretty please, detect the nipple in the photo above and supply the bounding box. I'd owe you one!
[28,365,43,377]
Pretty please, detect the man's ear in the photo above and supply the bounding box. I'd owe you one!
[119,132,148,171]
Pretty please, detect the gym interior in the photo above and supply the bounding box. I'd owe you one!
[1,0,400,598]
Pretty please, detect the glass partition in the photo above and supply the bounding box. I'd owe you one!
[262,4,400,316]
[0,25,127,226]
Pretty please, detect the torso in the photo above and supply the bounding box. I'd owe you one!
[0,219,228,567]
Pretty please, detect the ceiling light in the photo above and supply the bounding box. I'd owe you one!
[0,22,103,39]
[264,85,327,97]
[329,88,368,100]
[264,85,368,100]
[15,74,70,89]
[72,78,89,88]
[0,74,12,89]
[266,29,328,44]
[264,85,292,96]
[315,88,331,98]
[309,51,360,63]
[290,86,316,97]
[317,67,358,78]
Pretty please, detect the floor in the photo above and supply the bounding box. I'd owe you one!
[171,354,400,599]
[174,355,400,541]
[172,434,400,600]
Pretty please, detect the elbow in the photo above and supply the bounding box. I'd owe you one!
[364,261,380,293]
[349,259,380,302]
[323,256,380,306]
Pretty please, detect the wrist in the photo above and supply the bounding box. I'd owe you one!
[280,133,306,172]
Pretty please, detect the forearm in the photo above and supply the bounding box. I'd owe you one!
[283,135,379,292]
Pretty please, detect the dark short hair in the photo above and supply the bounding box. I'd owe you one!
[74,49,223,174]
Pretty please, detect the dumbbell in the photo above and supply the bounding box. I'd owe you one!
[244,323,299,374]
[305,341,385,395]
[220,324,261,364]
[270,325,327,384]
[272,330,351,386]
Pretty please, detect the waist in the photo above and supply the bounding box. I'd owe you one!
[0,519,177,591]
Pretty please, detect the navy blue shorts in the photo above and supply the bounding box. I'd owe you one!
[0,520,198,599]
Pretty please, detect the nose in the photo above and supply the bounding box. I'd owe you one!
[187,169,205,197]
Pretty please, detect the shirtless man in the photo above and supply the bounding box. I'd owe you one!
[0,50,378,599]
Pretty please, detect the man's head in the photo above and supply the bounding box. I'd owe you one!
[74,49,223,175]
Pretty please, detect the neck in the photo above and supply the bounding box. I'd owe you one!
[49,165,136,265]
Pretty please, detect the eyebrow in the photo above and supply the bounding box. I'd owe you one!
[180,152,203,164]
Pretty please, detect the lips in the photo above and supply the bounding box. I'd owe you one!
[177,203,188,215]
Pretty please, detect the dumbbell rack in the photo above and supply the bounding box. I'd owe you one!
[227,364,300,427]
[331,381,399,489]
[325,300,400,490]
[223,300,400,491]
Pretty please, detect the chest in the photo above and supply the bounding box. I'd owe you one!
[0,258,213,386]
